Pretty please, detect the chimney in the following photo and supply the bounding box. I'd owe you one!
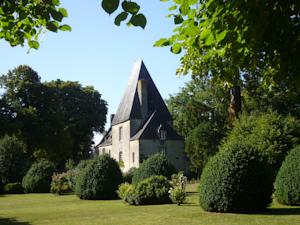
[110,114,115,124]
[137,79,148,119]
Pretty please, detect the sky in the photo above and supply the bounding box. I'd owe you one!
[1,1,191,143]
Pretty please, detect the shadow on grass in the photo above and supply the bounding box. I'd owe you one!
[260,207,300,215]
[0,218,32,225]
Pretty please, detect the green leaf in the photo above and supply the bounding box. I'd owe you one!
[59,8,68,17]
[200,28,210,40]
[52,0,60,6]
[122,1,140,15]
[171,43,182,54]
[59,24,72,31]
[154,38,170,47]
[168,5,177,11]
[114,12,128,26]
[50,9,63,22]
[179,2,189,16]
[102,0,120,15]
[28,40,39,49]
[46,21,58,32]
[174,15,184,25]
[205,33,214,46]
[129,14,147,29]
[216,30,227,43]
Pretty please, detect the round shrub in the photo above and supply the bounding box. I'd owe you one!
[22,160,55,193]
[75,155,122,200]
[123,176,172,205]
[4,182,24,194]
[220,112,300,171]
[199,142,274,212]
[132,153,176,184]
[275,145,300,205]
[0,135,29,184]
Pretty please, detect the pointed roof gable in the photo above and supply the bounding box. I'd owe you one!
[111,60,172,126]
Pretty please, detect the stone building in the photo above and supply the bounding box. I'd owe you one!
[96,60,187,172]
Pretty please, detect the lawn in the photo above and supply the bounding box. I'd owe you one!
[0,183,299,225]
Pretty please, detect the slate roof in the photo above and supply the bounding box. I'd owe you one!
[98,60,182,147]
[97,127,112,147]
[111,60,172,126]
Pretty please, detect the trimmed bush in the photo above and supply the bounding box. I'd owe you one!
[275,145,300,205]
[51,170,76,195]
[0,135,29,184]
[199,142,274,212]
[132,153,176,184]
[121,176,172,205]
[75,155,122,200]
[22,160,55,193]
[220,112,300,171]
[4,182,24,194]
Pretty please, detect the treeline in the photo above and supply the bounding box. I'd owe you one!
[167,75,300,175]
[0,65,107,165]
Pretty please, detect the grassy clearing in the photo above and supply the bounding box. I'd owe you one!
[0,183,299,225]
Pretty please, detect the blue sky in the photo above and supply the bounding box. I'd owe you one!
[1,1,190,142]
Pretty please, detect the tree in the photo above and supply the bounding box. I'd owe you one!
[167,78,228,173]
[156,0,300,118]
[0,65,107,163]
[0,135,29,184]
[0,0,145,49]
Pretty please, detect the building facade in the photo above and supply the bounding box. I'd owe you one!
[96,60,187,172]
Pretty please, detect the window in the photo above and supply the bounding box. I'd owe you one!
[109,150,111,156]
[102,148,106,155]
[159,130,167,141]
[119,126,123,141]
[119,151,123,162]
[132,152,135,163]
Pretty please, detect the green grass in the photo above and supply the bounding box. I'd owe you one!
[0,183,299,225]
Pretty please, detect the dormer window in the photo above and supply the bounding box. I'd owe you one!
[157,124,167,141]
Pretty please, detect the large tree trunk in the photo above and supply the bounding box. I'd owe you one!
[228,85,241,121]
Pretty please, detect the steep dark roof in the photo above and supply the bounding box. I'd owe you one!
[131,111,183,141]
[111,60,172,126]
[97,127,112,147]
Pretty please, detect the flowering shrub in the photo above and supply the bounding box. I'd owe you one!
[51,170,76,195]
[169,172,187,205]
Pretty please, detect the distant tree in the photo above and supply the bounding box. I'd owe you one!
[167,78,228,173]
[0,65,107,163]
[0,135,29,184]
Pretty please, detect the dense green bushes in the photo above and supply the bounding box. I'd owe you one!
[4,182,24,194]
[119,176,172,205]
[22,160,55,193]
[221,112,300,170]
[75,155,122,200]
[275,145,300,205]
[123,167,137,183]
[0,135,29,184]
[199,142,274,212]
[132,153,176,184]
